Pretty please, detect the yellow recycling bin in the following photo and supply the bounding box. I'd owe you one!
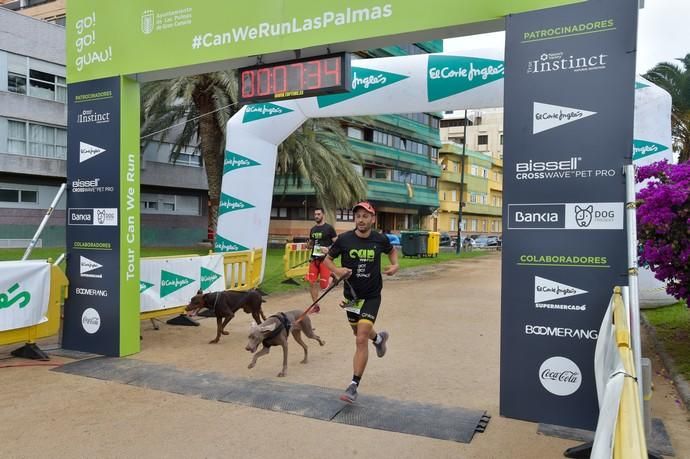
[427,232,440,257]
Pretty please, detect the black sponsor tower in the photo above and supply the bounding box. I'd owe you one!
[63,76,140,356]
[501,0,637,429]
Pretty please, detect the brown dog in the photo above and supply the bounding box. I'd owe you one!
[186,289,267,344]
[245,309,325,377]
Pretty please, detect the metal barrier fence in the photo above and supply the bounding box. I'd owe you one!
[283,242,310,281]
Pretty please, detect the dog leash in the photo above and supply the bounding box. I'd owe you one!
[294,272,350,324]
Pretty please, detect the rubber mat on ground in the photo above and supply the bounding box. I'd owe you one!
[55,357,488,443]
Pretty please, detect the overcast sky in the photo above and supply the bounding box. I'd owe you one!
[444,0,689,74]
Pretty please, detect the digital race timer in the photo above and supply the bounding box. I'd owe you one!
[238,52,351,104]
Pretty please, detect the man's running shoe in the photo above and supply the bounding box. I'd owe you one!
[339,383,358,403]
[374,331,389,358]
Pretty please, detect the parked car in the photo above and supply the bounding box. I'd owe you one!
[440,232,453,247]
[487,235,501,247]
[473,236,491,248]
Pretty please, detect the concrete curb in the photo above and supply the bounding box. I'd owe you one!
[641,314,690,410]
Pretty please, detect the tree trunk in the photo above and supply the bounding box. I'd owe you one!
[193,79,224,240]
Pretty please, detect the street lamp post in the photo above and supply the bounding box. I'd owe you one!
[456,109,468,254]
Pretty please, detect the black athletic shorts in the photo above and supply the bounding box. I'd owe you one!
[344,296,382,325]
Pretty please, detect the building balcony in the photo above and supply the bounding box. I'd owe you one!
[348,138,441,176]
[439,200,461,213]
[464,203,502,217]
[440,170,462,183]
[273,176,439,208]
[366,178,439,207]
[489,179,503,192]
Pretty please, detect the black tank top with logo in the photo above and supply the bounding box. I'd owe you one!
[328,230,393,299]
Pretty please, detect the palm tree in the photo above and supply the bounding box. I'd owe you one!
[644,53,690,163]
[141,72,366,235]
[141,71,239,234]
[276,118,367,223]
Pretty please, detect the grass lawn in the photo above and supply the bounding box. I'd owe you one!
[644,301,690,381]
[0,246,492,295]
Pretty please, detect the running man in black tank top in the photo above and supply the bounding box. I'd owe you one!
[324,201,399,403]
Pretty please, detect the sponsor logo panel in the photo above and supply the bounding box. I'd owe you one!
[533,102,596,134]
[534,276,587,312]
[508,202,623,229]
[514,157,617,182]
[525,324,598,340]
[68,208,118,226]
[79,141,106,163]
[71,177,114,193]
[527,51,608,74]
[80,255,103,278]
[539,356,582,396]
[81,307,101,334]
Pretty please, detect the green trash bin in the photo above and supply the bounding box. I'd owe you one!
[415,231,428,256]
[400,231,418,257]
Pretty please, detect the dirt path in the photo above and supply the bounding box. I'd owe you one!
[0,254,687,458]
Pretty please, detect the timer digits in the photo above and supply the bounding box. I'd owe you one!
[239,53,351,104]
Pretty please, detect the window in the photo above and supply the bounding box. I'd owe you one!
[430,147,439,160]
[7,120,27,154]
[375,168,387,179]
[471,165,478,176]
[5,53,66,103]
[450,217,456,231]
[451,190,457,202]
[500,134,504,145]
[448,136,464,145]
[347,126,364,140]
[271,207,288,218]
[471,219,477,231]
[141,193,199,215]
[172,152,202,167]
[428,177,437,188]
[4,119,66,159]
[337,209,354,221]
[441,191,446,200]
[477,135,489,145]
[7,53,27,95]
[0,188,37,203]
[440,119,468,128]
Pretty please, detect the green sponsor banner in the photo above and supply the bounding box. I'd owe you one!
[317,67,408,108]
[140,280,154,293]
[633,139,668,160]
[242,103,294,123]
[427,55,504,102]
[224,151,261,174]
[67,0,582,82]
[215,234,249,252]
[219,193,255,216]
[160,270,195,298]
[200,267,222,290]
[119,76,140,357]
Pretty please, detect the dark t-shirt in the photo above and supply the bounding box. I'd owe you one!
[328,229,393,299]
[309,223,337,258]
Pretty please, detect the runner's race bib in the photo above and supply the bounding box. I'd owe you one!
[312,243,325,258]
[341,299,365,315]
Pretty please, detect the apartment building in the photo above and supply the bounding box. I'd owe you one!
[438,109,504,236]
[0,7,208,247]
